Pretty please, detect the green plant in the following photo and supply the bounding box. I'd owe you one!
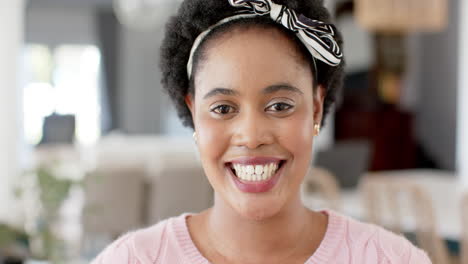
[0,224,28,248]
[16,161,83,263]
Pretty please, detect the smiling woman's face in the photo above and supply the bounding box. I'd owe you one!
[186,26,324,221]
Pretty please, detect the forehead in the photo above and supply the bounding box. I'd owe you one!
[194,26,314,94]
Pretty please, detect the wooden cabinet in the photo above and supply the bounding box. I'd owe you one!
[335,106,417,171]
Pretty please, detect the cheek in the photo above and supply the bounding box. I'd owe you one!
[278,105,315,156]
[193,114,229,190]
[195,114,229,167]
[277,105,315,190]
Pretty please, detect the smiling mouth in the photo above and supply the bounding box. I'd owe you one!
[226,160,286,182]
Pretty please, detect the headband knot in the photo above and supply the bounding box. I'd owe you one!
[229,0,343,66]
[187,0,343,78]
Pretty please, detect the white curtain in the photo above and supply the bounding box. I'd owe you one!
[0,0,25,223]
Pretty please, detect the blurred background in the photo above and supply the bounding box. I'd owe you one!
[0,0,467,263]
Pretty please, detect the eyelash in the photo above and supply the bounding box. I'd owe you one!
[210,102,294,116]
[210,105,237,115]
[265,102,294,112]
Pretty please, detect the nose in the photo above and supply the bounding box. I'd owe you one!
[231,110,274,149]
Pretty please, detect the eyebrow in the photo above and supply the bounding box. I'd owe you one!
[203,88,239,99]
[202,84,303,99]
[262,84,303,95]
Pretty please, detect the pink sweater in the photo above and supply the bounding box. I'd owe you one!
[91,210,431,263]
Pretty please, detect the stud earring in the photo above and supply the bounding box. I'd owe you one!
[314,124,321,136]
[193,132,197,142]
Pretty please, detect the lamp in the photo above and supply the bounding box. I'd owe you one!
[355,0,448,32]
[113,0,181,31]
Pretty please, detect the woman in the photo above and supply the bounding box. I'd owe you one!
[93,0,431,263]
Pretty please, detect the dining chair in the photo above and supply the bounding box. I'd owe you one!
[82,166,146,238]
[301,166,341,211]
[145,150,213,224]
[360,176,451,264]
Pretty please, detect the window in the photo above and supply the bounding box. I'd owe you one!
[23,44,102,145]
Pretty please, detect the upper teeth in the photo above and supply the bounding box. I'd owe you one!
[232,163,279,182]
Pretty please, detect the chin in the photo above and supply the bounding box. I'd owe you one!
[233,196,285,221]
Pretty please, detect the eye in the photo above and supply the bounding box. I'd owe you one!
[210,104,236,115]
[266,102,294,112]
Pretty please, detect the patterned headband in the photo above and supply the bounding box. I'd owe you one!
[187,0,343,79]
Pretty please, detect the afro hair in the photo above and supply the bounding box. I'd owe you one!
[159,0,345,129]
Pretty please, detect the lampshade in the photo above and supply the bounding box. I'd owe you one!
[113,0,181,31]
[355,0,448,32]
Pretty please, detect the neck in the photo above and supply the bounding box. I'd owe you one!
[204,194,321,263]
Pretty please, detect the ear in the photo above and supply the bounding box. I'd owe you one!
[313,85,326,126]
[185,94,195,117]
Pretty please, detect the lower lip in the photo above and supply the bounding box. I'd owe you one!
[228,162,285,193]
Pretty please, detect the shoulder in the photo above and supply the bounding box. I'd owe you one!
[328,211,432,264]
[370,224,431,263]
[89,231,137,264]
[90,217,174,264]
